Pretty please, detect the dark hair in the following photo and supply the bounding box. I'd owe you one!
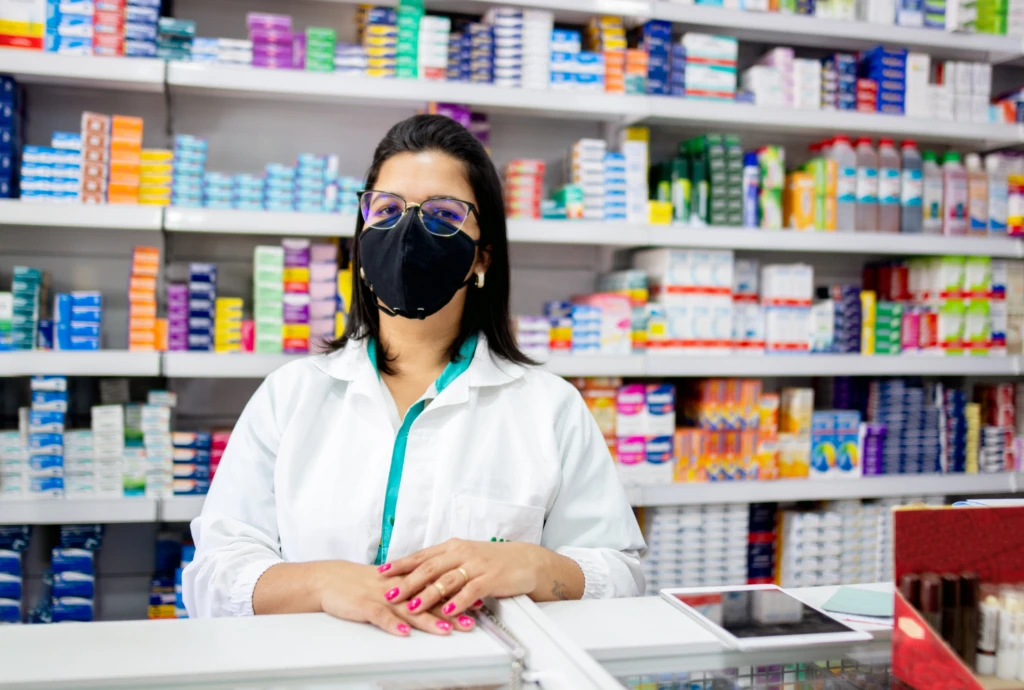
[328,114,532,374]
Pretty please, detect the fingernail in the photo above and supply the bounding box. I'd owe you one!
[473,599,483,608]
[443,602,456,615]
[397,623,410,635]
[458,616,474,628]
[407,597,421,611]
[384,588,400,601]
[436,620,452,631]
[377,563,391,573]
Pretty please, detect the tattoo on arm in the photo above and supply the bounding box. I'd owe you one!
[551,580,569,601]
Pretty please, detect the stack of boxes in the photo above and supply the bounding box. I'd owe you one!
[516,316,551,360]
[90,404,124,498]
[820,284,863,353]
[0,432,26,499]
[604,153,627,222]
[521,10,553,91]
[49,526,102,622]
[809,409,862,478]
[254,245,284,353]
[171,135,206,209]
[139,149,172,206]
[173,432,211,496]
[486,8,521,88]
[586,16,626,95]
[571,138,606,221]
[203,172,232,210]
[80,112,108,204]
[942,385,969,472]
[263,163,293,212]
[621,127,649,225]
[775,509,843,587]
[245,13,291,69]
[187,262,216,352]
[335,42,368,76]
[125,0,159,59]
[93,0,124,57]
[873,300,904,354]
[128,246,159,352]
[304,27,336,72]
[757,47,794,107]
[625,48,648,95]
[822,53,857,110]
[762,263,814,354]
[190,37,253,65]
[65,429,94,498]
[860,46,907,115]
[45,0,92,55]
[28,376,66,499]
[778,386,813,478]
[358,6,397,79]
[866,379,943,475]
[395,0,422,79]
[0,292,10,351]
[210,430,229,482]
[732,260,765,351]
[0,527,29,623]
[832,500,884,584]
[230,174,260,211]
[310,244,338,347]
[0,77,19,202]
[465,22,493,84]
[682,33,737,101]
[640,20,672,96]
[793,58,823,110]
[504,159,545,220]
[747,503,777,585]
[283,240,310,354]
[213,297,243,354]
[108,115,142,205]
[446,30,465,81]
[336,267,353,338]
[417,16,448,80]
[11,266,42,351]
[302,154,337,214]
[122,405,145,497]
[175,544,194,618]
[54,291,102,351]
[166,284,187,352]
[616,383,677,485]
[142,404,172,499]
[640,504,750,591]
[156,17,194,62]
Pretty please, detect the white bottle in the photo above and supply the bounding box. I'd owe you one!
[942,151,968,236]
[965,153,989,235]
[986,153,1009,234]
[877,138,901,233]
[922,150,943,234]
[900,140,923,234]
[830,135,858,233]
[855,137,879,232]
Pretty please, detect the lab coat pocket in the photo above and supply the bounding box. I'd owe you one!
[449,494,545,545]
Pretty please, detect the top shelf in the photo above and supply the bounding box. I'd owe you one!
[0,50,164,92]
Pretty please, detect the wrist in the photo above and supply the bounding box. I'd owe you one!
[308,561,333,612]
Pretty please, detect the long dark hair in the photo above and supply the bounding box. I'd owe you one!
[328,114,532,375]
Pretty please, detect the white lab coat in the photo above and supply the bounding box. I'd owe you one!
[183,335,646,617]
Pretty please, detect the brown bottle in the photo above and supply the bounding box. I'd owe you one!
[920,573,942,633]
[899,573,921,608]
[959,572,979,666]
[941,572,962,652]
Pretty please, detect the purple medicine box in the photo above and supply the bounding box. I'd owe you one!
[246,13,292,31]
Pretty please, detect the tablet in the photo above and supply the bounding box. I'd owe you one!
[660,585,874,651]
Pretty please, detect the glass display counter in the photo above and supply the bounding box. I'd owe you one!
[0,586,897,690]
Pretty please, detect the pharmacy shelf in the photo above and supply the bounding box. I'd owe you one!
[0,49,165,92]
[164,207,356,237]
[542,354,647,377]
[159,496,206,523]
[645,353,1023,377]
[0,498,158,525]
[645,97,1024,147]
[647,226,1024,257]
[626,472,1023,506]
[166,62,649,121]
[0,351,161,377]
[651,2,1024,61]
[0,199,162,231]
[507,219,649,246]
[161,352,303,378]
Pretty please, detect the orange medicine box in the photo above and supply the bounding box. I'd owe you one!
[111,115,143,142]
[81,112,110,135]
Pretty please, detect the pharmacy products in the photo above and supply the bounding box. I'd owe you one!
[831,135,857,232]
[877,138,901,233]
[923,150,943,234]
[942,151,968,236]
[855,138,879,232]
[900,140,923,234]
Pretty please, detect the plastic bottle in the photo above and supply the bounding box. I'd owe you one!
[986,154,1008,234]
[899,140,923,234]
[742,152,759,228]
[830,135,857,232]
[877,138,901,233]
[965,153,989,235]
[942,151,968,235]
[855,137,878,231]
[922,150,943,234]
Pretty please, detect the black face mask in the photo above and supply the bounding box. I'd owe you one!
[358,209,479,320]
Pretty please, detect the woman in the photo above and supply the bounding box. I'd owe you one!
[183,114,645,636]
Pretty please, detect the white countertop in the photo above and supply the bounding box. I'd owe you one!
[0,613,512,689]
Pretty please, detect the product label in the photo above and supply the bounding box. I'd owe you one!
[969,179,988,232]
[856,167,878,204]
[837,167,857,203]
[989,183,1008,233]
[879,168,900,205]
[900,169,923,207]
[924,178,943,223]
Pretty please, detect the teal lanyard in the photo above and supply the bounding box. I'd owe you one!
[370,333,477,566]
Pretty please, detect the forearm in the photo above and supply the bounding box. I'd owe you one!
[528,547,585,602]
[252,561,328,614]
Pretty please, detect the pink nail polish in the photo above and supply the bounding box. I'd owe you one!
[436,620,452,631]
[407,597,421,611]
[377,563,391,573]
[397,623,410,635]
[443,602,456,615]
[384,588,400,601]
[473,599,483,608]
[458,616,474,628]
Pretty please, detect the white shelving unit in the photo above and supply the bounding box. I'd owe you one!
[163,207,356,237]
[0,351,161,378]
[0,51,165,92]
[0,499,158,525]
[159,496,206,523]
[0,199,162,231]
[543,354,648,377]
[161,352,304,378]
[626,472,1023,506]
[645,353,1024,377]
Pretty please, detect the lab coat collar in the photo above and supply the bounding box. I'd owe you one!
[314,333,526,390]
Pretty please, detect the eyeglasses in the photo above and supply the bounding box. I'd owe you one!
[357,190,480,237]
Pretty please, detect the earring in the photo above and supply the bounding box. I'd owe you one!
[359,267,365,279]
[475,272,485,289]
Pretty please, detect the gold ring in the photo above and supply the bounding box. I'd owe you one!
[457,567,470,585]
[433,581,447,598]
